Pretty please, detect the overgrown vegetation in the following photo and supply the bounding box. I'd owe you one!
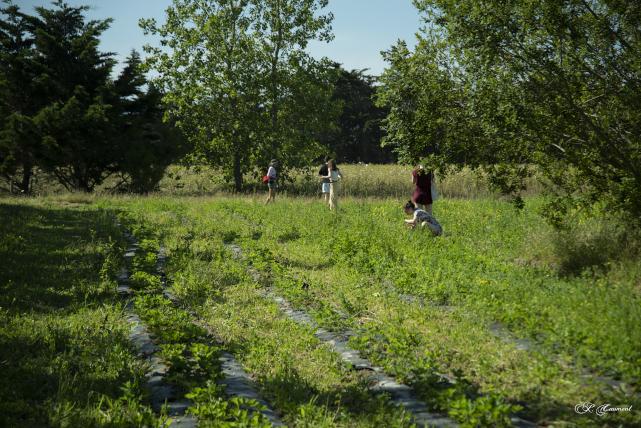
[3,192,639,426]
[114,195,641,426]
[119,201,418,427]
[118,212,278,426]
[378,0,641,224]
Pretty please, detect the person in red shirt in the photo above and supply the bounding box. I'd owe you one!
[411,165,433,214]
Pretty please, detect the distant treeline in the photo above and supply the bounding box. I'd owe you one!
[0,0,392,195]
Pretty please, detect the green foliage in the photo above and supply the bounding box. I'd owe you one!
[0,2,185,194]
[159,195,640,425]
[447,393,518,428]
[187,382,272,427]
[25,0,118,192]
[113,51,190,194]
[3,191,636,426]
[91,381,167,428]
[129,270,162,291]
[119,196,418,427]
[321,65,392,163]
[379,0,641,223]
[134,294,207,343]
[140,0,338,191]
[0,1,40,193]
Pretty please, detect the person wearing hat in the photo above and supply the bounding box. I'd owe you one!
[265,159,278,204]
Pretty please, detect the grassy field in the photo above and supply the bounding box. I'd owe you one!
[8,163,544,199]
[0,198,165,427]
[2,184,639,426]
[115,194,639,426]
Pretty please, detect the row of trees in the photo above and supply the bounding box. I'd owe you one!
[1,0,390,194]
[377,0,641,223]
[10,0,634,224]
[0,0,188,194]
[141,0,391,191]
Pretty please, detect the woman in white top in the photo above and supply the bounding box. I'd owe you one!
[321,159,342,211]
[265,159,278,204]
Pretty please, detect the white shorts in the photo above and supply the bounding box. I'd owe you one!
[321,182,330,193]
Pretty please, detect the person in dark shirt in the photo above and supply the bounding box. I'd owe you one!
[318,156,330,206]
[411,165,433,214]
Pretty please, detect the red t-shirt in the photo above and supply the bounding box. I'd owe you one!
[413,170,431,192]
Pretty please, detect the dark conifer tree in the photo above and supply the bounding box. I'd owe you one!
[322,65,392,163]
[113,50,189,193]
[29,0,118,192]
[0,1,40,193]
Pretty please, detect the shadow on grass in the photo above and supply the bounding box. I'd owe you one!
[0,202,120,313]
[220,335,412,425]
[0,201,147,426]
[543,210,640,277]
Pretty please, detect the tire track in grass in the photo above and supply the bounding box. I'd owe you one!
[391,277,640,400]
[118,223,283,427]
[227,243,460,428]
[116,225,197,428]
[156,246,285,427]
[226,209,538,427]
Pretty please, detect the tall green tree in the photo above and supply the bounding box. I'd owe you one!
[2,1,186,194]
[380,0,641,222]
[141,0,337,191]
[0,1,40,193]
[322,65,391,163]
[29,0,118,192]
[113,50,189,193]
[248,0,335,168]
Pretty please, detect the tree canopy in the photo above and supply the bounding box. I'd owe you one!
[322,65,392,164]
[378,0,641,222]
[0,0,185,193]
[141,0,338,191]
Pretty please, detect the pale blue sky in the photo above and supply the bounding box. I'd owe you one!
[16,0,421,76]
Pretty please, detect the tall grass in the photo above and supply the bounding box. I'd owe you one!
[5,164,544,199]
[156,164,544,199]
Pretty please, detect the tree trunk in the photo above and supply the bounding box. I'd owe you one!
[233,150,242,192]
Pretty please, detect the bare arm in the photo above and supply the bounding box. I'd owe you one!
[405,211,418,227]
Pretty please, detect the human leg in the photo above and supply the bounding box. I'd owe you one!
[265,183,275,204]
[329,184,337,211]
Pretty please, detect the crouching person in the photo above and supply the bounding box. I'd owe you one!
[404,201,443,236]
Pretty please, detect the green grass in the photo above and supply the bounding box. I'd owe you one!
[118,202,416,427]
[0,198,163,427]
[3,193,639,427]
[113,195,640,426]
